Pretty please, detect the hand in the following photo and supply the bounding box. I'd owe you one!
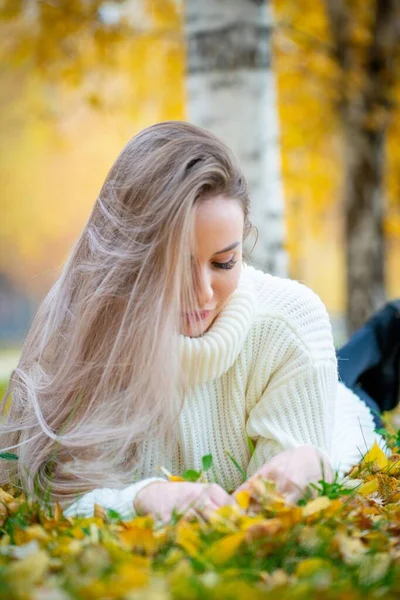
[235,445,334,504]
[134,481,235,522]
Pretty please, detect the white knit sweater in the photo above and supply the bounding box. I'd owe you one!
[64,264,385,520]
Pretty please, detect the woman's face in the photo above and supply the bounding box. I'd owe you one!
[181,194,244,337]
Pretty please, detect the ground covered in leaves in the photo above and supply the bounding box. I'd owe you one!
[0,427,400,599]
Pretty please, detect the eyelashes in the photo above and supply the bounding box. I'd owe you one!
[212,259,238,270]
[189,257,238,272]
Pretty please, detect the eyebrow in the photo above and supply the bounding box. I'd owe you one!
[212,241,241,256]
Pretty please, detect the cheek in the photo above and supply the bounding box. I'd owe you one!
[215,268,241,307]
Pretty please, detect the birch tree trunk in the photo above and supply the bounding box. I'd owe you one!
[185,0,287,276]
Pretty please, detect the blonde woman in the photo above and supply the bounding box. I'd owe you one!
[0,121,385,522]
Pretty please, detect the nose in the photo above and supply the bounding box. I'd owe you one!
[195,266,214,309]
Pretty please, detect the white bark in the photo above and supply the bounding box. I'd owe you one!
[185,0,287,276]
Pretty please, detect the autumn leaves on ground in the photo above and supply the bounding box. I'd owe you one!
[0,423,399,600]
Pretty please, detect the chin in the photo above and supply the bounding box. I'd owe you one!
[182,324,208,338]
[181,313,215,337]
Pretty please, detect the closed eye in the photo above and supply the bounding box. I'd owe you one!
[212,259,237,270]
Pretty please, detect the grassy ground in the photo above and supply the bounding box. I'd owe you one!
[0,435,399,599]
[0,350,400,598]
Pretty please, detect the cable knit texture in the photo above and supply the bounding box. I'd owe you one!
[64,264,385,520]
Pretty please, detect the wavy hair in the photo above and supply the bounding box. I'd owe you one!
[0,120,253,505]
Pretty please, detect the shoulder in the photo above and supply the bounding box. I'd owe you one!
[243,264,334,361]
[244,264,330,325]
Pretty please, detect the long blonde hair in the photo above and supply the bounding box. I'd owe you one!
[0,121,252,505]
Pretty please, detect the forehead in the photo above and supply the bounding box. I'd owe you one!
[193,195,244,252]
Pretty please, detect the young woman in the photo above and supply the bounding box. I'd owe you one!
[0,121,387,522]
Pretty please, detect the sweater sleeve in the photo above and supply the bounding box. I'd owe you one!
[245,279,338,477]
[63,477,166,521]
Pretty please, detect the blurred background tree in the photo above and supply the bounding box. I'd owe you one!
[324,0,400,333]
[1,0,400,374]
[0,0,287,280]
[0,0,183,299]
[274,0,400,334]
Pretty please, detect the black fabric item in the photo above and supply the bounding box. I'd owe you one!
[337,299,400,415]
[349,386,383,429]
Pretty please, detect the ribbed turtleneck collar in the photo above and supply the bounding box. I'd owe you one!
[178,263,257,388]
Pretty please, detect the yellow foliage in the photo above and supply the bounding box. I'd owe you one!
[0,439,398,598]
[0,0,184,297]
[302,495,331,517]
[119,525,159,555]
[113,558,150,590]
[5,550,49,592]
[204,532,246,565]
[357,478,379,497]
[272,0,400,305]
[245,518,282,543]
[175,520,201,557]
[14,525,50,545]
[234,489,250,510]
[335,532,368,566]
[296,557,332,577]
[144,0,181,29]
[207,503,243,533]
[361,442,389,470]
[359,552,392,586]
[79,558,149,598]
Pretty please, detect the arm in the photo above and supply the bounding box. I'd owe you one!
[63,477,166,520]
[63,480,235,523]
[246,359,337,478]
[244,282,338,491]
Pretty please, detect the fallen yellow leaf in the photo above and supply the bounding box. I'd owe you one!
[5,550,49,590]
[302,496,331,517]
[234,490,250,510]
[357,478,379,497]
[335,532,367,565]
[54,502,63,522]
[120,528,158,554]
[15,525,49,545]
[358,552,391,584]
[0,489,14,504]
[208,504,242,533]
[176,521,201,557]
[205,532,246,565]
[361,442,389,470]
[296,557,332,577]
[245,518,282,543]
[387,454,400,475]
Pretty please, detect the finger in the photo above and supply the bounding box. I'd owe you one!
[259,467,281,483]
[234,475,261,498]
[153,508,173,523]
[282,490,301,505]
[281,478,310,504]
[194,499,220,521]
[182,507,202,522]
[206,484,236,506]
[194,495,219,512]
